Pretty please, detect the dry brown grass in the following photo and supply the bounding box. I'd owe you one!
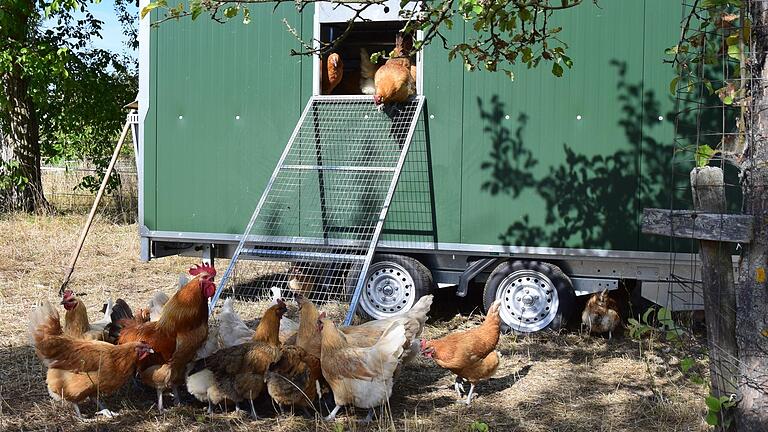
[0,213,710,431]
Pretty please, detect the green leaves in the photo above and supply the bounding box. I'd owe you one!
[470,421,489,432]
[223,6,239,19]
[705,394,736,426]
[552,62,563,77]
[141,0,166,19]
[680,357,695,374]
[696,145,716,167]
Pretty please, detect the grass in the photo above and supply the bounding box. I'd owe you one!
[0,213,711,431]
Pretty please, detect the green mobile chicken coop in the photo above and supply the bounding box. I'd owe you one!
[137,0,703,331]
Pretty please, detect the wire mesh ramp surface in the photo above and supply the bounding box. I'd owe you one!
[210,95,425,324]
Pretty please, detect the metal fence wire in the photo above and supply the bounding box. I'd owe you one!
[665,0,768,404]
[41,158,138,223]
[212,96,426,323]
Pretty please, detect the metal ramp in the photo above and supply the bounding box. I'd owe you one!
[210,95,425,324]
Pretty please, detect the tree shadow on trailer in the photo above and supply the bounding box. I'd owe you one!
[479,60,740,253]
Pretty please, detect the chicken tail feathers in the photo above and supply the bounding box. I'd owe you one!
[28,300,61,346]
[100,298,114,322]
[360,48,377,79]
[148,291,169,322]
[107,298,134,340]
[407,294,434,324]
[366,319,407,374]
[394,33,404,57]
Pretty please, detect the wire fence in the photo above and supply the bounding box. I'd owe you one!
[664,0,768,410]
[41,158,138,223]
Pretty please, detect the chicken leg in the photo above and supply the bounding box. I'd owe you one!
[454,376,465,397]
[358,408,374,424]
[248,398,259,420]
[324,404,341,421]
[464,383,476,405]
[156,389,164,412]
[95,400,118,418]
[71,402,82,418]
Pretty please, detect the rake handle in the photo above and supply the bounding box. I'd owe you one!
[60,120,132,294]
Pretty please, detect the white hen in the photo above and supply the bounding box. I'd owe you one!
[320,317,407,422]
[194,287,298,360]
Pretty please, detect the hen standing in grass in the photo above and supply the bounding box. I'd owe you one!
[421,300,502,405]
[60,290,116,342]
[28,300,154,418]
[113,263,216,411]
[186,300,286,418]
[265,294,324,414]
[319,317,407,422]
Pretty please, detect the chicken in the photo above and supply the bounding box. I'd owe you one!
[582,290,621,339]
[373,34,416,106]
[115,263,216,411]
[421,300,502,404]
[292,294,433,362]
[60,290,114,342]
[359,48,378,95]
[342,294,432,370]
[265,293,325,412]
[319,317,407,422]
[287,263,320,298]
[186,300,286,418]
[265,344,323,413]
[452,351,501,405]
[196,288,298,360]
[28,300,154,418]
[321,53,344,95]
[147,290,170,322]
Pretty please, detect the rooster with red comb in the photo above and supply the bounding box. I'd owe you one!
[113,262,216,411]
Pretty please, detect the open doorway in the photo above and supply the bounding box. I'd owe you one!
[314,2,422,97]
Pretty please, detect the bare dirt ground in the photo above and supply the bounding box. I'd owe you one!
[0,213,710,431]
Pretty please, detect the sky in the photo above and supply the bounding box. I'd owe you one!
[43,0,138,59]
[88,0,136,58]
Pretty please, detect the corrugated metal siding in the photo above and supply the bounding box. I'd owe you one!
[146,5,309,234]
[146,1,683,252]
[459,1,647,250]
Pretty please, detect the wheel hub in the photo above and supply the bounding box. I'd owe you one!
[360,261,416,319]
[496,269,559,332]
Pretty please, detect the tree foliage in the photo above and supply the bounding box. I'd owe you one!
[1,0,138,209]
[144,0,590,79]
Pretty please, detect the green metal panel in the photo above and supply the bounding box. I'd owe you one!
[146,5,309,234]
[639,0,684,252]
[146,1,687,253]
[459,1,646,250]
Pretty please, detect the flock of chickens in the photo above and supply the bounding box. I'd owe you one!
[27,263,505,422]
[322,33,417,106]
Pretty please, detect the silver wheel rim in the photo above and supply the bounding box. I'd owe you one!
[496,269,559,332]
[360,261,416,319]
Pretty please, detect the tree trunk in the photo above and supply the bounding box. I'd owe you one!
[737,2,768,430]
[0,65,47,212]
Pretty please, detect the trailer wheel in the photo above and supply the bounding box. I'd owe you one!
[483,260,575,333]
[346,254,434,320]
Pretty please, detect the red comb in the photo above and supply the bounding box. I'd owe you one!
[62,290,74,298]
[188,263,216,277]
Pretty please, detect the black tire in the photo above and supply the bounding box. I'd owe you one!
[345,254,435,321]
[483,260,575,334]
